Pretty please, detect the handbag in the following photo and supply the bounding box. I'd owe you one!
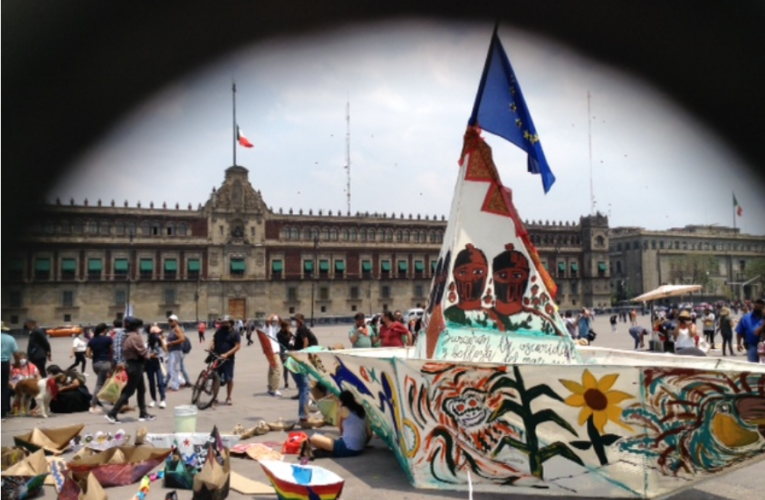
[281,432,309,455]
[96,369,128,404]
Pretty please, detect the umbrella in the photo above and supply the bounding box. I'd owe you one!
[631,284,702,303]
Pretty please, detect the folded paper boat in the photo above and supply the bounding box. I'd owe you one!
[287,123,765,499]
[1,449,49,500]
[14,425,85,455]
[67,446,172,487]
[259,460,344,500]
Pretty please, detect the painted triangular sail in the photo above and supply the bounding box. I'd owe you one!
[418,127,579,364]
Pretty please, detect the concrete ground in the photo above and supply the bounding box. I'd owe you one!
[1,313,760,500]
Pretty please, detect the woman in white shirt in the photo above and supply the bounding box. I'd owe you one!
[674,310,705,356]
[67,330,88,374]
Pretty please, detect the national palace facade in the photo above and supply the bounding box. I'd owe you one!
[3,165,615,327]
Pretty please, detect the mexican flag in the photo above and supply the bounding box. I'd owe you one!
[733,193,743,217]
[237,125,254,148]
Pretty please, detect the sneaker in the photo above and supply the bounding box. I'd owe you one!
[89,407,103,414]
[159,400,166,409]
[139,414,156,422]
[148,401,156,408]
[104,413,120,424]
[291,395,300,400]
[268,391,282,397]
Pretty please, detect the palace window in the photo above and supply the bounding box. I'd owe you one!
[177,223,188,236]
[114,258,129,280]
[271,260,283,279]
[164,259,178,279]
[140,259,154,279]
[187,258,201,279]
[230,258,245,277]
[61,258,76,281]
[291,227,299,240]
[62,290,75,308]
[115,221,125,236]
[287,287,298,301]
[381,285,391,299]
[35,258,51,281]
[335,260,345,277]
[87,258,103,281]
[164,288,176,305]
[319,287,330,300]
[349,286,360,299]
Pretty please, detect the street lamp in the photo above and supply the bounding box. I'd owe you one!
[310,234,319,327]
[125,229,134,317]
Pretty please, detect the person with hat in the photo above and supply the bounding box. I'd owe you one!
[210,315,241,405]
[673,310,703,355]
[105,316,155,423]
[701,306,717,350]
[165,314,187,391]
[718,307,735,356]
[1,322,20,419]
[736,298,765,363]
[24,319,51,375]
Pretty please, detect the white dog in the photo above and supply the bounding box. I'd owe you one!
[14,375,62,418]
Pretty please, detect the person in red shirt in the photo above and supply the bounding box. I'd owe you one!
[379,311,412,347]
[198,321,207,344]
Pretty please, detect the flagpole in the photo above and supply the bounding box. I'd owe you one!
[732,192,736,230]
[232,80,237,167]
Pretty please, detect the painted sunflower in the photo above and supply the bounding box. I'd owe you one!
[560,369,634,433]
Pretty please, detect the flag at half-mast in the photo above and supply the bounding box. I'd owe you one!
[733,192,743,216]
[237,125,254,148]
[468,27,556,193]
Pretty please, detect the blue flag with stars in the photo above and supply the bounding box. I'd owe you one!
[468,28,556,193]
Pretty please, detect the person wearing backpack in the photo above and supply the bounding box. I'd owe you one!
[165,315,187,391]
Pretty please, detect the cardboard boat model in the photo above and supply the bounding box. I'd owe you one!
[289,29,765,499]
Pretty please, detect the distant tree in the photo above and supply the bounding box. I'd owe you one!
[744,258,765,291]
[668,255,718,289]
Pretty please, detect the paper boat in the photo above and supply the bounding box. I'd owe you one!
[13,424,85,455]
[288,93,765,497]
[0,449,49,500]
[66,446,172,487]
[259,460,344,500]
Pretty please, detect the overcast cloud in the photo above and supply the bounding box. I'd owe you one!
[54,20,765,235]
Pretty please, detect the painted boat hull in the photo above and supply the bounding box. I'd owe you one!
[290,345,765,499]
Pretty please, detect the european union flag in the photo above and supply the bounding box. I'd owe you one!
[468,28,556,193]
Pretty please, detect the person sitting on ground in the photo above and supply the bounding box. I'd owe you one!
[380,311,411,347]
[9,351,40,415]
[303,390,372,459]
[46,365,92,414]
[628,326,647,350]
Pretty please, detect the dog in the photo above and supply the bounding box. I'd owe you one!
[13,374,66,418]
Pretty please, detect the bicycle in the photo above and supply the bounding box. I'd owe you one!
[191,350,228,410]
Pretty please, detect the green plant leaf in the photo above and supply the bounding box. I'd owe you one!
[493,436,529,457]
[538,442,585,466]
[533,409,579,437]
[600,434,622,446]
[569,440,593,451]
[489,399,524,422]
[527,384,564,402]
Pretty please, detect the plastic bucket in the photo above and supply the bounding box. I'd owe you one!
[174,405,198,433]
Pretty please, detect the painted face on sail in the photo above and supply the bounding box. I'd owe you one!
[492,244,530,316]
[452,244,488,310]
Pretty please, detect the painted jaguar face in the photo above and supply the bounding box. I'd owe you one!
[453,244,488,310]
[492,244,530,316]
[444,388,489,429]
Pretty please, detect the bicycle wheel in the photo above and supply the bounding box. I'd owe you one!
[193,370,220,410]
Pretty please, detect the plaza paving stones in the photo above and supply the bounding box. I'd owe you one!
[2,314,759,499]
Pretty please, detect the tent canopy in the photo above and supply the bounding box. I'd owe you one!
[631,284,702,303]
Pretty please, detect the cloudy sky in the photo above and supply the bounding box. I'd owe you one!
[54,19,765,235]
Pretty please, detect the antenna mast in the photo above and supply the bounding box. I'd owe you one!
[588,91,595,215]
[345,99,351,215]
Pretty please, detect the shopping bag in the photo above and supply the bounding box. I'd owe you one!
[96,369,128,404]
[281,432,309,455]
